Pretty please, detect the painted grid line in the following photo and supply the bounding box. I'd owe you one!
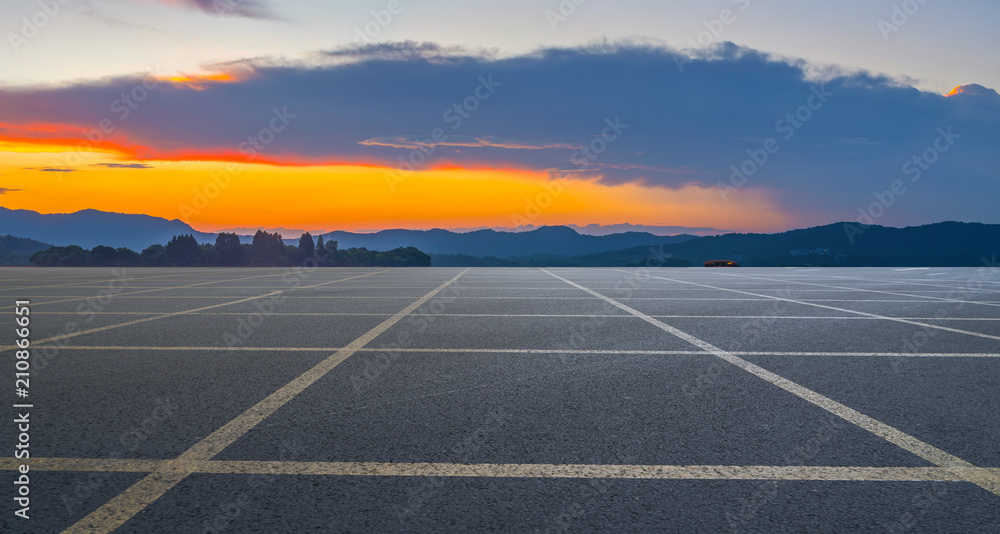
[543,269,1000,497]
[3,457,996,483]
[44,345,1000,357]
[60,268,470,534]
[0,270,396,351]
[619,271,1000,342]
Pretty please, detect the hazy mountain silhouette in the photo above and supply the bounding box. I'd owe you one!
[580,222,1000,267]
[0,235,53,266]
[3,208,997,266]
[321,226,696,257]
[0,208,217,251]
[0,208,695,258]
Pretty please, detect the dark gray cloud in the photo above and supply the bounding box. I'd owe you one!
[162,0,274,19]
[91,163,154,169]
[2,41,998,225]
[0,188,24,194]
[24,167,77,172]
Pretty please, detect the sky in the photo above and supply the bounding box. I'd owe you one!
[1,0,998,234]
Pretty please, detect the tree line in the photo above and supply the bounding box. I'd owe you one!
[29,231,431,267]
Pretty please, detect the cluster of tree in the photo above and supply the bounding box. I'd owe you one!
[30,245,142,267]
[0,235,55,266]
[30,231,431,267]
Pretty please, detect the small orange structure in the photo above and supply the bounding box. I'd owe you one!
[703,260,740,267]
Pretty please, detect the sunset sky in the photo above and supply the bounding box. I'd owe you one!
[1,0,998,234]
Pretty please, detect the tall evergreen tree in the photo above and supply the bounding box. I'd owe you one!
[298,232,315,258]
[141,244,166,266]
[252,230,285,265]
[215,232,243,266]
[165,234,202,266]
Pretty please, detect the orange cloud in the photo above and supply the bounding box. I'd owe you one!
[152,71,250,90]
[0,123,139,158]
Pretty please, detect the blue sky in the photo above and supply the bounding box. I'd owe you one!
[4,0,998,93]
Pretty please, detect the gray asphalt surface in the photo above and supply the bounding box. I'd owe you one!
[2,266,999,533]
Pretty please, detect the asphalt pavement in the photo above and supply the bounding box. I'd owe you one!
[1,266,998,533]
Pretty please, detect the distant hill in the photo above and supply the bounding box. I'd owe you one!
[3,208,996,267]
[431,252,693,267]
[0,208,216,251]
[321,226,696,258]
[0,235,53,266]
[0,208,696,258]
[581,222,1000,267]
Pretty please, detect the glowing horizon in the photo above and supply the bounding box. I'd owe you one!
[0,146,790,235]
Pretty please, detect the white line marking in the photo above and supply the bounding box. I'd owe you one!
[708,272,1000,305]
[824,273,1000,294]
[62,269,470,534]
[5,457,995,484]
[0,270,398,351]
[643,272,1000,342]
[543,269,999,498]
[0,271,311,311]
[51,345,1000,357]
[22,295,959,302]
[0,272,186,293]
[25,311,1000,321]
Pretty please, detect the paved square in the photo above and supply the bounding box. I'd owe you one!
[2,266,998,532]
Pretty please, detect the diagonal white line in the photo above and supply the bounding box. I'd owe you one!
[625,271,1000,342]
[0,270,397,351]
[0,270,310,311]
[61,268,471,534]
[541,268,999,498]
[709,270,1000,308]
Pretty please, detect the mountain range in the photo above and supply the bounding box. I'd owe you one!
[1,208,998,267]
[571,221,1000,267]
[322,226,695,257]
[0,208,217,251]
[0,208,695,258]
